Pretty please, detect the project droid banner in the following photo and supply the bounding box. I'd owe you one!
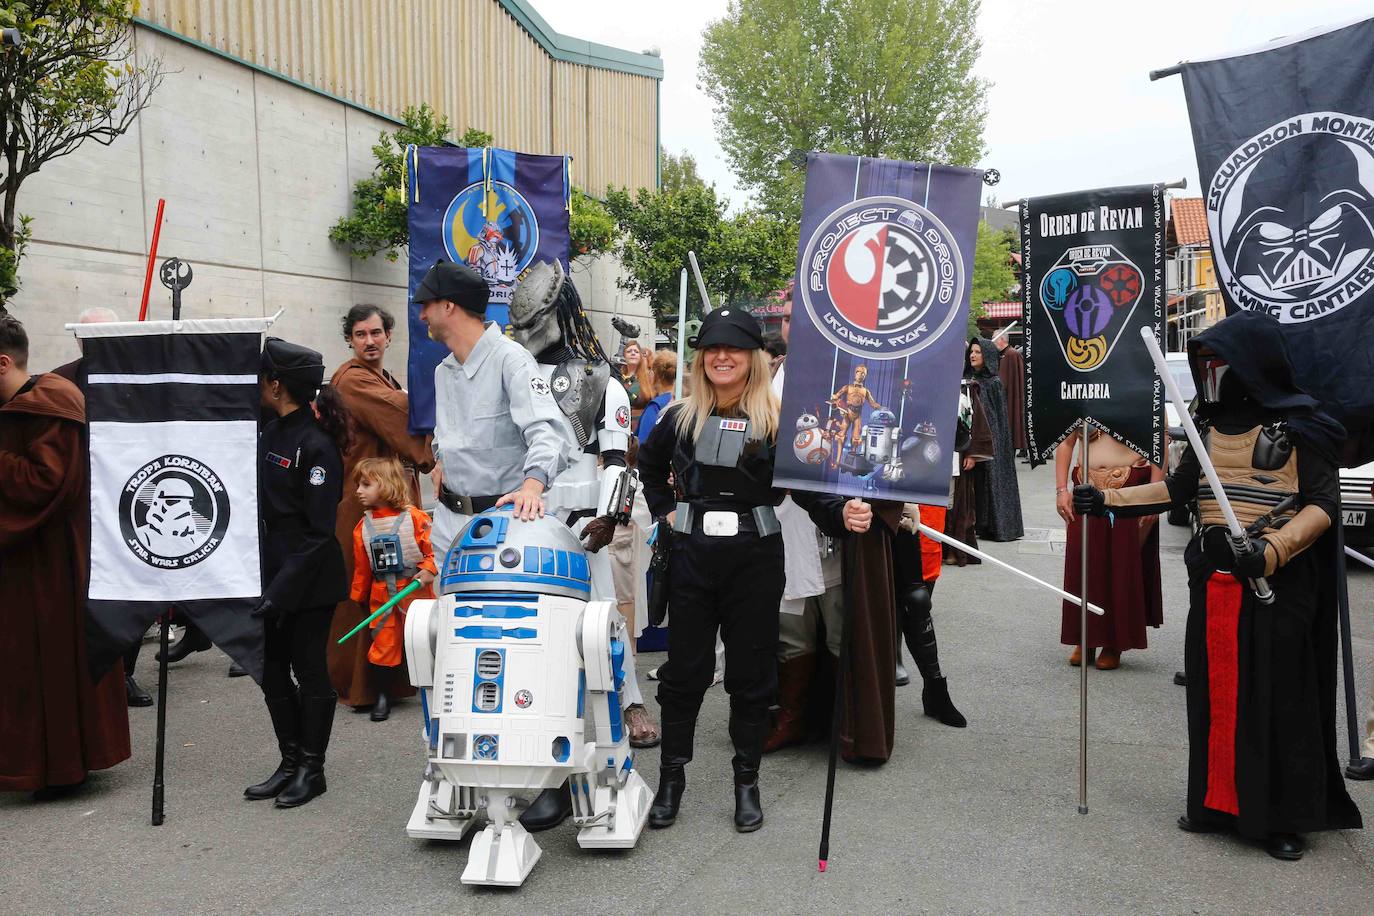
[405,144,572,433]
[1181,15,1374,445]
[78,319,270,682]
[1021,185,1164,465]
[776,152,982,504]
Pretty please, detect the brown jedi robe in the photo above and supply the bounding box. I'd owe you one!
[997,344,1027,451]
[326,358,434,708]
[837,502,903,763]
[1,374,130,790]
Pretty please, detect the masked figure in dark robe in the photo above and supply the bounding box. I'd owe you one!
[1075,311,1361,861]
[963,338,1023,542]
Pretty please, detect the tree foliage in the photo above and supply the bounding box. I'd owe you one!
[604,182,794,320]
[700,0,987,219]
[660,147,705,194]
[0,0,163,311]
[330,108,616,263]
[967,220,1017,334]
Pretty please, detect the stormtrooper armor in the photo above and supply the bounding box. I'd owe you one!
[402,508,651,886]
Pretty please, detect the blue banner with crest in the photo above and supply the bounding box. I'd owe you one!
[405,145,571,433]
[775,152,982,504]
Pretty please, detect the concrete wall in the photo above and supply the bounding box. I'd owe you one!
[13,26,653,383]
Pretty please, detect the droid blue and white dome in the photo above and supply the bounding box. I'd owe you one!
[439,507,592,601]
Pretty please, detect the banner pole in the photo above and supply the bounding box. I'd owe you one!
[137,199,166,322]
[818,514,858,872]
[1334,505,1361,764]
[151,611,170,825]
[675,269,687,400]
[1078,420,1090,815]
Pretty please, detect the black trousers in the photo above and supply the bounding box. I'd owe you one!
[260,605,334,702]
[657,529,785,739]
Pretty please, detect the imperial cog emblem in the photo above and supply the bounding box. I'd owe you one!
[118,455,231,569]
[801,195,966,359]
[1209,112,1374,323]
[1037,244,1144,371]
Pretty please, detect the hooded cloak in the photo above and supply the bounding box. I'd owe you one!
[964,338,1023,542]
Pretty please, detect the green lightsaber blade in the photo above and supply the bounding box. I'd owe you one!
[337,578,426,644]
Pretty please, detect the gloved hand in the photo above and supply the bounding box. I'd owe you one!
[1229,536,1270,579]
[250,598,280,621]
[579,515,618,553]
[1072,484,1107,517]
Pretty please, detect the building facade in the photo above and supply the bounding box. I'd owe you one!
[13,0,663,381]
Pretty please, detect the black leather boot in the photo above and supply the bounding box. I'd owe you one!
[245,696,300,800]
[369,665,392,722]
[921,677,967,728]
[520,783,573,831]
[649,715,696,828]
[157,623,211,664]
[125,674,153,708]
[730,707,766,833]
[276,694,334,808]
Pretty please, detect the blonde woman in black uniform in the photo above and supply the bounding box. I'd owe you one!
[637,307,871,833]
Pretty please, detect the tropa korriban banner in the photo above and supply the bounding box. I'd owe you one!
[1181,15,1374,456]
[79,319,270,682]
[1021,185,1164,464]
[775,152,981,504]
[405,145,572,432]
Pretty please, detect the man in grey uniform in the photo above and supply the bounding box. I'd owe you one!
[416,259,570,556]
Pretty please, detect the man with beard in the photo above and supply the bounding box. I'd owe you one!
[1075,311,1361,860]
[1,315,130,797]
[326,304,433,720]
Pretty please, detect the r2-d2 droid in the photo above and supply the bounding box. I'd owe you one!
[838,408,904,481]
[403,507,652,886]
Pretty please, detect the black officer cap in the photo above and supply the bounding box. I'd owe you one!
[413,258,490,315]
[689,306,764,351]
[262,337,325,389]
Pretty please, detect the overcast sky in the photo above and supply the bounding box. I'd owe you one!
[536,0,1371,208]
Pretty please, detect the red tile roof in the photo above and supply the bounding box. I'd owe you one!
[981,301,1022,319]
[1170,198,1210,247]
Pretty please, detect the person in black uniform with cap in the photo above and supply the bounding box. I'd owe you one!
[637,306,871,833]
[244,338,352,808]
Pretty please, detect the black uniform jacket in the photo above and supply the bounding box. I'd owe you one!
[259,406,348,610]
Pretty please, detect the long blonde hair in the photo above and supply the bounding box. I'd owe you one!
[674,349,779,444]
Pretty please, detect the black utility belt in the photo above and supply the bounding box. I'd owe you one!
[672,502,780,538]
[438,488,501,515]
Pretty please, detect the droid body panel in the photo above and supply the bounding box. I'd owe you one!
[403,508,650,886]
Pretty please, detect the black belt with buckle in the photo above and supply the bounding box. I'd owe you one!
[438,487,501,515]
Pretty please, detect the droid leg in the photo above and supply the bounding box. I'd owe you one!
[461,790,542,887]
[573,600,651,850]
[405,765,480,841]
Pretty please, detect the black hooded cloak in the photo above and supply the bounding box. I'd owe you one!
[964,338,1023,542]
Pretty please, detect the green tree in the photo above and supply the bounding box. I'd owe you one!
[661,147,705,193]
[0,0,163,312]
[967,219,1016,334]
[331,111,616,263]
[700,0,987,220]
[604,183,794,319]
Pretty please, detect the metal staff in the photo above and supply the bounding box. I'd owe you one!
[1139,326,1274,603]
[338,579,426,644]
[1335,507,1361,764]
[675,269,687,400]
[818,519,858,873]
[151,610,171,825]
[1077,420,1090,815]
[914,522,1105,614]
[687,250,713,312]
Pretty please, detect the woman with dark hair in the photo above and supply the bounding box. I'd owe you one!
[962,338,1023,542]
[244,338,350,809]
[637,307,870,833]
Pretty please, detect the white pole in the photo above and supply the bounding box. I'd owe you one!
[1345,546,1374,571]
[687,250,713,313]
[1138,326,1274,602]
[675,269,687,400]
[914,522,1105,615]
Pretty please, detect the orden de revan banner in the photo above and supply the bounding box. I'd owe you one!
[1022,185,1164,465]
[1181,15,1374,457]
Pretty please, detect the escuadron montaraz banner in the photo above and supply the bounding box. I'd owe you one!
[404,145,572,433]
[1022,185,1164,465]
[775,152,982,505]
[1181,15,1374,458]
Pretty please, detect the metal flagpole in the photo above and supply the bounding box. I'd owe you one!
[1078,420,1090,815]
[1334,503,1361,764]
[675,269,687,400]
[818,518,858,872]
[151,611,170,825]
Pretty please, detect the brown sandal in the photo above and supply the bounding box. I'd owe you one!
[625,704,661,748]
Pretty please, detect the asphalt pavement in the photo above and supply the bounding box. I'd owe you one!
[5,461,1374,914]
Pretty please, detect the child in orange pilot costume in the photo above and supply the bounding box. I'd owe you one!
[349,457,437,722]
